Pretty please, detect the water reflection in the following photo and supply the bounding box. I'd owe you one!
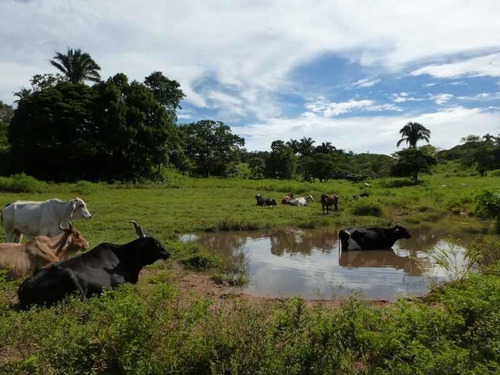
[339,249,424,276]
[181,226,473,301]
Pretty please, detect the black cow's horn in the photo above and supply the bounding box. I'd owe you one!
[59,222,65,231]
[68,221,73,230]
[130,220,146,238]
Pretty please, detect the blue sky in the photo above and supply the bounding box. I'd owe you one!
[1,0,499,154]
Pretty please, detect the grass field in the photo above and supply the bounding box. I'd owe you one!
[0,172,499,374]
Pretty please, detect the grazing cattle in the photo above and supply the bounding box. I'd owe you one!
[255,194,277,206]
[339,225,411,251]
[2,198,92,243]
[0,223,89,279]
[18,221,169,308]
[320,194,339,214]
[290,195,314,207]
[353,192,370,200]
[281,193,294,205]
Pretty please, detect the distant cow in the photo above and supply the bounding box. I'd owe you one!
[353,192,370,200]
[281,193,294,205]
[2,198,92,243]
[290,195,314,207]
[0,223,89,278]
[256,194,277,206]
[18,221,169,308]
[321,194,339,214]
[339,225,411,251]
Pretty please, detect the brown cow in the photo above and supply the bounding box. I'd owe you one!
[321,193,339,214]
[0,223,89,278]
[281,193,294,204]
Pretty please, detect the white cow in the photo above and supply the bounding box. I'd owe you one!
[1,198,92,243]
[290,195,314,207]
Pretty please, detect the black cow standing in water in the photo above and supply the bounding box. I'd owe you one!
[18,221,169,308]
[339,225,411,251]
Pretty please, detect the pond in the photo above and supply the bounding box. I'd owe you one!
[180,225,475,301]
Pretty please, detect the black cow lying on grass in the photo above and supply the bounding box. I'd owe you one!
[18,221,169,308]
[353,192,370,200]
[255,194,277,206]
[339,225,411,251]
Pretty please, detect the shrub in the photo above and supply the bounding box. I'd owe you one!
[0,173,49,193]
[475,190,500,232]
[351,201,383,217]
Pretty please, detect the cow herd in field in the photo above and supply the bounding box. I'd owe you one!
[0,194,412,308]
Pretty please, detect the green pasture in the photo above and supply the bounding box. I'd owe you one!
[0,173,499,374]
[0,173,497,245]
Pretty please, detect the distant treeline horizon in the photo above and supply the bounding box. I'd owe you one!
[0,48,498,182]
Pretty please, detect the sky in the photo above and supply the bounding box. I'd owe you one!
[1,0,499,154]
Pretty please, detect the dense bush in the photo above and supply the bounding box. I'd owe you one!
[351,201,384,217]
[0,173,49,193]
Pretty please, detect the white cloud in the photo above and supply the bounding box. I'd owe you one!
[457,92,500,101]
[240,106,500,153]
[305,98,401,117]
[410,53,500,78]
[349,78,381,88]
[391,92,423,103]
[1,0,500,116]
[430,93,453,105]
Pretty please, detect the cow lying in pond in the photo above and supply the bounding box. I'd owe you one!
[290,195,314,206]
[0,223,89,279]
[255,194,277,206]
[339,225,411,251]
[18,221,169,308]
[321,194,339,214]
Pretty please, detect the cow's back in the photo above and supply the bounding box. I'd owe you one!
[0,245,30,278]
[18,266,84,307]
[3,200,43,233]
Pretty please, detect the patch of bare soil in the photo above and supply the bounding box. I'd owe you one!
[151,261,392,309]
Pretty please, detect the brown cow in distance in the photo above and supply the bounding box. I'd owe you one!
[281,193,294,204]
[321,194,339,214]
[0,223,89,278]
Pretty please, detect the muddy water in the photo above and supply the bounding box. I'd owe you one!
[180,225,475,301]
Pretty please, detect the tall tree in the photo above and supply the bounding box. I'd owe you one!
[180,120,245,177]
[267,140,297,179]
[13,88,32,103]
[397,122,431,148]
[391,148,436,183]
[286,139,300,154]
[144,72,185,122]
[50,48,101,84]
[315,141,335,154]
[299,137,316,156]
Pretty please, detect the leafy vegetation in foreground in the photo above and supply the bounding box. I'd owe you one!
[1,262,499,374]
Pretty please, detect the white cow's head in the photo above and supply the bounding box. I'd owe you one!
[70,198,92,220]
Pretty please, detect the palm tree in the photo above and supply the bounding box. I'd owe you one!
[316,142,335,154]
[50,48,101,84]
[13,87,32,103]
[286,139,300,154]
[397,122,431,148]
[299,137,316,156]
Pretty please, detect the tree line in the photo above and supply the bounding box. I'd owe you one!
[0,48,498,182]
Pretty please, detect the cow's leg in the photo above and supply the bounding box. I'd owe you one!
[10,229,23,244]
